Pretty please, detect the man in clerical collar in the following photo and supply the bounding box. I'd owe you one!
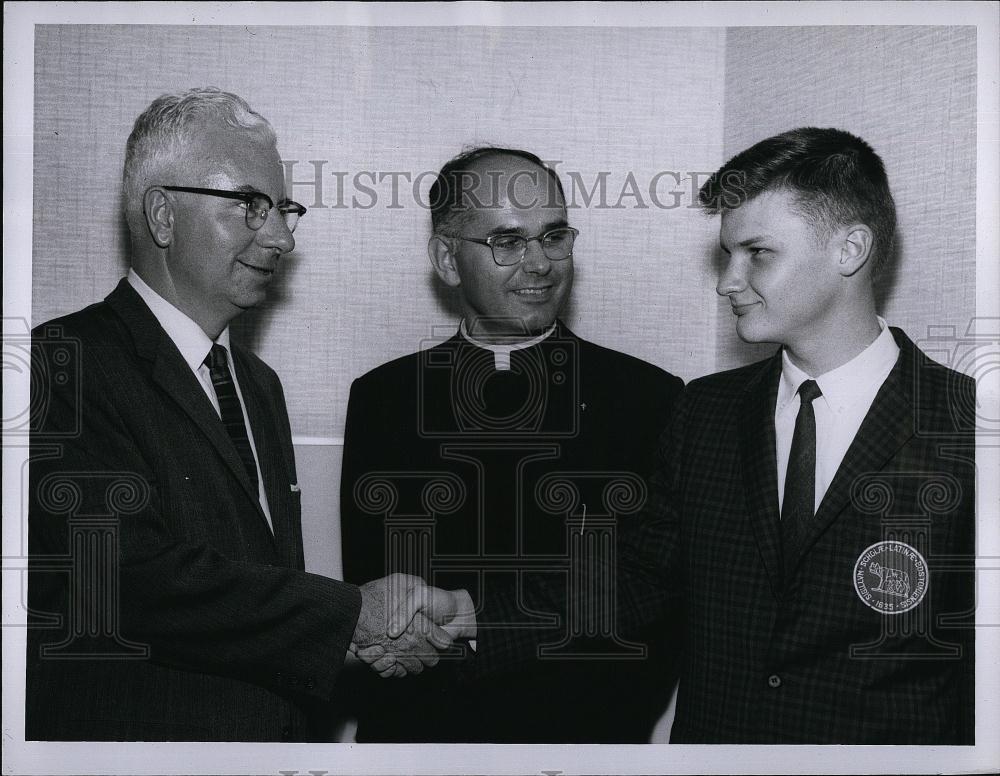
[427,147,574,356]
[338,146,684,742]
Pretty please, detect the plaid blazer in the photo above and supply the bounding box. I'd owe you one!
[476,328,975,743]
[26,279,361,741]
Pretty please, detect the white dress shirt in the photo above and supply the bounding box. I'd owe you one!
[775,317,900,514]
[127,269,274,531]
[459,319,557,370]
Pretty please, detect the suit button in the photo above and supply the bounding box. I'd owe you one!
[281,726,291,741]
[767,674,782,688]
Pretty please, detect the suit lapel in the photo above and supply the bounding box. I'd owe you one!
[789,329,916,572]
[738,353,785,597]
[105,280,271,531]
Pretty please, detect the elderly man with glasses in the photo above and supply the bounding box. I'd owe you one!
[26,87,451,742]
[338,146,684,742]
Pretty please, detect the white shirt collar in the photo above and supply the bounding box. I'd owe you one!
[459,319,557,371]
[127,268,231,369]
[778,316,899,415]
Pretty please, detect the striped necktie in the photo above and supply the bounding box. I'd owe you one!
[204,344,259,491]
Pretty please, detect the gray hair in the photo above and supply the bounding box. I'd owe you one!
[122,87,276,234]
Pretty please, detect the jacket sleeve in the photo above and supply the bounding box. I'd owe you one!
[339,375,396,585]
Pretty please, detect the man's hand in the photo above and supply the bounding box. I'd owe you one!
[351,573,456,678]
[389,581,477,643]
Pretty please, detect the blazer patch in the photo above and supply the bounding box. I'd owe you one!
[854,541,929,614]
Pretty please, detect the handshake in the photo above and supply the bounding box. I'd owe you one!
[349,574,477,678]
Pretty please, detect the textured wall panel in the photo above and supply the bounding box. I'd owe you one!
[295,443,344,581]
[32,25,726,440]
[717,26,977,369]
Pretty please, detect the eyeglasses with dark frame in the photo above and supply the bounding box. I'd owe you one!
[443,226,579,266]
[159,186,307,232]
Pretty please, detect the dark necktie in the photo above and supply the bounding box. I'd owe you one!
[204,344,259,491]
[781,379,823,565]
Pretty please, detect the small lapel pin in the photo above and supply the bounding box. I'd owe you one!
[289,483,301,493]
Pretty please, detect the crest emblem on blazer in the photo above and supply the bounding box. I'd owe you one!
[853,541,929,614]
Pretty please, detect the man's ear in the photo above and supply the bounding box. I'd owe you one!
[428,235,462,288]
[143,188,174,248]
[836,224,874,277]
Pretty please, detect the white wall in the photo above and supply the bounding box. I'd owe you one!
[716,26,977,368]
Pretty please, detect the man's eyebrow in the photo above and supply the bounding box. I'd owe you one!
[236,183,285,204]
[719,234,773,252]
[483,218,569,237]
[737,234,773,247]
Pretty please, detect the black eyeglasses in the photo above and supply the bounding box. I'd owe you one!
[159,186,307,232]
[444,226,579,266]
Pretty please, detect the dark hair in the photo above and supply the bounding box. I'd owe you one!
[698,127,897,274]
[428,146,566,233]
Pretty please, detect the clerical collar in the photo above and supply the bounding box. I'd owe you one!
[459,319,557,370]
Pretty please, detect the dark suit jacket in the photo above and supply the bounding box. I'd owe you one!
[476,328,976,743]
[26,279,361,741]
[339,322,685,742]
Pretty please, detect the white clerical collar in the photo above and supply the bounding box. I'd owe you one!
[778,316,899,415]
[459,319,557,370]
[127,268,232,371]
